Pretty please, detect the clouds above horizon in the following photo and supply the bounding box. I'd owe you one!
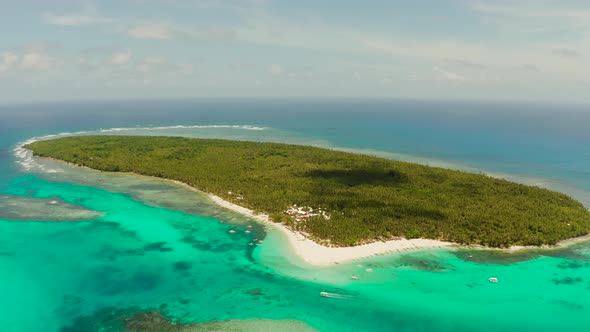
[1,0,589,103]
[128,25,173,40]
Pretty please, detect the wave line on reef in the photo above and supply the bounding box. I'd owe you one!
[99,124,267,132]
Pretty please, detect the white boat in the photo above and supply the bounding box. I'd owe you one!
[351,276,359,280]
[320,291,350,299]
[489,277,498,283]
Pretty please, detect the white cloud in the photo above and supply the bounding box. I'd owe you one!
[467,1,590,51]
[107,51,132,65]
[128,25,172,40]
[137,56,167,73]
[45,12,236,43]
[270,64,283,75]
[0,43,63,77]
[17,0,590,102]
[183,0,269,12]
[144,23,236,41]
[469,1,590,21]
[237,14,365,52]
[446,58,487,69]
[44,13,114,27]
[20,52,60,71]
[73,50,192,85]
[433,67,468,83]
[0,52,19,73]
[365,39,495,65]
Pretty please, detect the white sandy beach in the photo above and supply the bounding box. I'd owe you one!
[205,191,454,266]
[165,180,455,266]
[176,180,590,265]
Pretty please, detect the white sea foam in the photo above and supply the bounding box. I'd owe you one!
[13,124,267,173]
[99,124,266,133]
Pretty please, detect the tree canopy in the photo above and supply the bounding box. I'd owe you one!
[27,136,590,247]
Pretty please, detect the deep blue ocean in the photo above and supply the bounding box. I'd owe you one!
[1,98,589,331]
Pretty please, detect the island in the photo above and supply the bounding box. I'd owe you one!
[26,136,590,254]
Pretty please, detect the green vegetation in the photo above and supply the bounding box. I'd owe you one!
[26,136,590,247]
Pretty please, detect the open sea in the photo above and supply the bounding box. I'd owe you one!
[1,98,589,331]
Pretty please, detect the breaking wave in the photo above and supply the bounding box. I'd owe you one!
[98,124,267,132]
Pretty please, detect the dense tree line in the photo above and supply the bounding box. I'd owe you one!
[27,136,590,247]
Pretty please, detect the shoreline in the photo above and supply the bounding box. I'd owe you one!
[25,152,590,267]
[206,191,455,266]
[190,183,590,265]
[162,177,455,266]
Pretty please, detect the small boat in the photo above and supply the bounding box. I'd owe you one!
[249,243,254,246]
[351,276,359,280]
[356,264,363,268]
[245,230,251,234]
[229,230,236,234]
[489,277,498,283]
[320,291,350,299]
[365,268,374,273]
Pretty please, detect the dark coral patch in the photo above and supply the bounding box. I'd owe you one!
[143,242,173,252]
[557,261,589,269]
[173,261,193,271]
[551,276,583,285]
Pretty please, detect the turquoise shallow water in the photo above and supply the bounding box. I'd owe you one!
[3,173,589,332]
[1,99,590,331]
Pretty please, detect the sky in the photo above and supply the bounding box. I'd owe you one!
[1,0,589,103]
